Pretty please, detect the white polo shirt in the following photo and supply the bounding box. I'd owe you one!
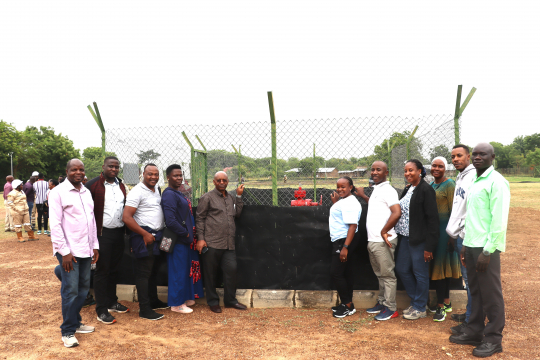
[366,181,399,242]
[125,182,165,231]
[329,195,362,242]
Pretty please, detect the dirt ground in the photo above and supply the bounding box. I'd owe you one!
[0,185,539,359]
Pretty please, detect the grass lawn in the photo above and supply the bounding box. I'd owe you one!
[504,176,540,183]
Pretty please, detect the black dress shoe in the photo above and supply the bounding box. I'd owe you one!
[225,303,247,310]
[450,321,468,335]
[449,332,483,346]
[209,305,222,313]
[452,313,467,322]
[472,342,503,358]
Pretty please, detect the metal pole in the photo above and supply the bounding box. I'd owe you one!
[406,126,419,161]
[313,143,317,200]
[454,85,462,145]
[267,91,278,206]
[9,152,13,175]
[87,102,106,158]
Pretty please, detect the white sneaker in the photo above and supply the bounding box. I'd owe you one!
[403,305,414,316]
[171,304,193,314]
[76,324,95,334]
[403,309,427,320]
[62,335,79,348]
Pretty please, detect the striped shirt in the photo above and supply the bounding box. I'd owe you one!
[33,180,49,204]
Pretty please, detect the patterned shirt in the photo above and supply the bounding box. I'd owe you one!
[395,185,416,237]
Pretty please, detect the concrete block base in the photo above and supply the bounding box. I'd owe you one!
[252,289,294,308]
[349,290,468,310]
[118,284,467,310]
[295,290,337,308]
[116,285,136,302]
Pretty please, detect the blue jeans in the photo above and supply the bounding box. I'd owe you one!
[56,253,91,336]
[395,236,430,312]
[27,201,34,223]
[456,237,472,322]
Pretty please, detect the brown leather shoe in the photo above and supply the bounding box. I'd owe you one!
[209,305,222,313]
[225,303,247,310]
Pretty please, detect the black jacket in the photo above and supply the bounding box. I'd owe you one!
[399,179,439,253]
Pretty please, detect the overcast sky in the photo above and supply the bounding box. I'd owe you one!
[1,0,539,154]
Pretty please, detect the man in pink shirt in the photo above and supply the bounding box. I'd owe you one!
[4,175,14,232]
[49,159,100,348]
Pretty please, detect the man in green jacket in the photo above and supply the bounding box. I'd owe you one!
[449,143,510,358]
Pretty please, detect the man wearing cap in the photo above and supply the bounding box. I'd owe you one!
[4,175,15,232]
[6,179,36,242]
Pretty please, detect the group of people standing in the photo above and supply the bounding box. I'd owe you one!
[48,157,246,348]
[4,172,60,241]
[329,142,510,358]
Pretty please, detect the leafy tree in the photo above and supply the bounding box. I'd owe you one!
[0,120,20,176]
[524,133,540,153]
[14,126,80,180]
[81,146,118,180]
[490,142,517,169]
[429,144,452,163]
[136,149,161,166]
[526,148,540,177]
[512,136,527,156]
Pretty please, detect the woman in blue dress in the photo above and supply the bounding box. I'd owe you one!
[161,164,204,313]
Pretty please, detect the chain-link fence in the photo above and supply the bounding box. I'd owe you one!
[106,114,457,206]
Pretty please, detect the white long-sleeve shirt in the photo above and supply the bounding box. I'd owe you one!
[446,164,476,239]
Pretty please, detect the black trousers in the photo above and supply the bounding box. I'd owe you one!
[331,237,359,305]
[36,203,48,231]
[434,278,450,304]
[201,247,238,307]
[94,227,125,316]
[464,247,505,344]
[134,244,161,312]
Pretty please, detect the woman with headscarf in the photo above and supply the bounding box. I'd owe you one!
[6,179,37,242]
[428,156,460,322]
[395,159,439,320]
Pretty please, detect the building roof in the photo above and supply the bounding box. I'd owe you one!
[317,168,336,173]
[285,168,301,173]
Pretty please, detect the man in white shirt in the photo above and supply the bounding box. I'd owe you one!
[123,164,167,321]
[86,156,129,325]
[33,173,49,235]
[356,161,402,321]
[445,144,476,334]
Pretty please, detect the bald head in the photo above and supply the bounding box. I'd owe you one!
[213,171,229,194]
[474,142,495,155]
[6,175,13,182]
[66,158,84,171]
[472,143,496,174]
[214,171,228,180]
[371,161,389,184]
[66,158,86,187]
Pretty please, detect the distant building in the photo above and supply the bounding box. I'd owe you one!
[338,166,368,178]
[285,168,301,173]
[316,167,339,178]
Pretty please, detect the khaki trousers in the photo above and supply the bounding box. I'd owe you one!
[367,238,398,311]
[12,211,32,233]
[4,199,14,231]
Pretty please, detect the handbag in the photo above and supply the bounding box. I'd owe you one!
[160,190,192,253]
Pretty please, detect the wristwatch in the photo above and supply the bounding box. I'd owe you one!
[343,244,349,249]
[482,249,491,256]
